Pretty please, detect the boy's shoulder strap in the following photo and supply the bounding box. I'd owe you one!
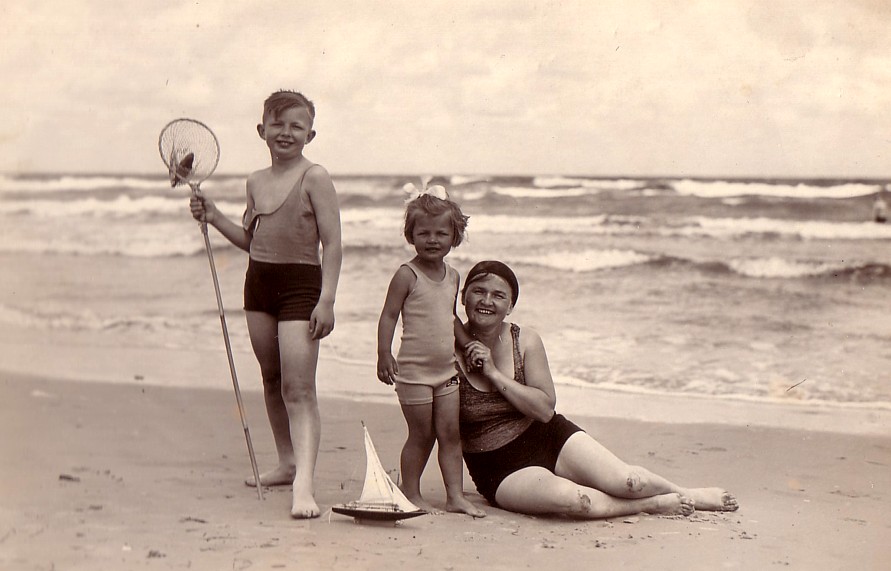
[242,161,316,230]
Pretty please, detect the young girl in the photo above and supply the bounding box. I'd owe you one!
[376,184,485,518]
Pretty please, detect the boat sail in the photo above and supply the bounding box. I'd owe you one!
[332,424,427,521]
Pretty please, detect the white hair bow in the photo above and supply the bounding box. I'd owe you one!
[403,182,449,203]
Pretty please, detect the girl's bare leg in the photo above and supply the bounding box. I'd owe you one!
[496,467,694,519]
[244,311,295,487]
[555,432,738,511]
[433,391,485,517]
[399,401,440,513]
[278,320,321,519]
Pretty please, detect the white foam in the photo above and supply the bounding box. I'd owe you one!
[532,176,642,191]
[493,185,597,199]
[673,179,881,199]
[672,216,891,240]
[728,257,840,279]
[519,249,652,272]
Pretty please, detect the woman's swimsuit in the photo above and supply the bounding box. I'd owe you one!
[459,323,583,506]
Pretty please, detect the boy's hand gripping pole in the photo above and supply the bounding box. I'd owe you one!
[191,184,264,501]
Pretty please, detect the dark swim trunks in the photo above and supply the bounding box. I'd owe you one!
[243,259,321,321]
[462,413,583,506]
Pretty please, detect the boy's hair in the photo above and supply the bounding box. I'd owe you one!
[263,90,316,123]
[404,194,469,247]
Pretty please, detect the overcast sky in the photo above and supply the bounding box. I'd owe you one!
[1,0,889,178]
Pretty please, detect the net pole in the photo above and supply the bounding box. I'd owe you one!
[192,184,264,501]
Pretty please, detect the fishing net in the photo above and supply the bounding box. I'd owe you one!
[158,118,220,188]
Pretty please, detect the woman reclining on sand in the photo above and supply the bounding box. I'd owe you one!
[457,260,739,518]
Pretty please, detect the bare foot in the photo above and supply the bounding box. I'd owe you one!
[290,490,320,519]
[446,495,486,518]
[685,488,739,512]
[651,493,695,516]
[244,465,296,487]
[404,493,442,515]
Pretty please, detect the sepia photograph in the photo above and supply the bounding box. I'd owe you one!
[1,1,889,569]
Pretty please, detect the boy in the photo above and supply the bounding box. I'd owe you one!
[190,91,342,518]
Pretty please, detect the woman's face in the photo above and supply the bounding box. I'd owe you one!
[463,274,513,327]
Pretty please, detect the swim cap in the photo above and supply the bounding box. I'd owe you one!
[463,260,519,307]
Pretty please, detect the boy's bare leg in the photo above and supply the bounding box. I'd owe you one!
[279,321,321,518]
[433,391,485,517]
[399,402,440,514]
[245,311,295,487]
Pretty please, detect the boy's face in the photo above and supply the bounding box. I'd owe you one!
[257,106,316,160]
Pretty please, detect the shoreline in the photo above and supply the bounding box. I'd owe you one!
[0,326,888,438]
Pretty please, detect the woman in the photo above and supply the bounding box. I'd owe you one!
[458,261,738,518]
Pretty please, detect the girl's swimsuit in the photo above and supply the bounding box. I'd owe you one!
[395,261,461,387]
[242,164,322,321]
[459,323,583,506]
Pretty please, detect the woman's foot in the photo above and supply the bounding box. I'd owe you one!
[650,493,695,516]
[446,495,486,518]
[244,465,296,487]
[685,488,739,511]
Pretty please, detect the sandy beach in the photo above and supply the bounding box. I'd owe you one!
[1,335,889,571]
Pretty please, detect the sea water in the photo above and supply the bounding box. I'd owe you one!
[1,173,889,411]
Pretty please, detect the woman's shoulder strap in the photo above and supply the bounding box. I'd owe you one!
[510,323,525,384]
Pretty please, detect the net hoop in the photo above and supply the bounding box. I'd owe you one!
[158,118,220,188]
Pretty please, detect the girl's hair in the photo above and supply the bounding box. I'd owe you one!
[263,90,315,122]
[404,194,469,247]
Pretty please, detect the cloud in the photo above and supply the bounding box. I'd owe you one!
[0,0,888,177]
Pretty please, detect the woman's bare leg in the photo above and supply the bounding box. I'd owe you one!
[555,432,738,511]
[278,320,321,519]
[495,467,694,519]
[244,311,295,487]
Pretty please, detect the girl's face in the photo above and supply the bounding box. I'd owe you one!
[463,274,513,327]
[411,212,454,263]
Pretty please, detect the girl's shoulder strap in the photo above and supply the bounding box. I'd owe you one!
[446,262,460,291]
[399,262,421,290]
[402,261,419,277]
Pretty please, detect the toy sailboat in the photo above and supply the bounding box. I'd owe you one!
[332,424,427,522]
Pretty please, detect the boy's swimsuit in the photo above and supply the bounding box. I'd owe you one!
[241,164,322,321]
[459,323,583,506]
[394,261,461,404]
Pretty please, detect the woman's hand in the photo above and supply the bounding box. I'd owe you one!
[189,190,217,224]
[464,341,494,376]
